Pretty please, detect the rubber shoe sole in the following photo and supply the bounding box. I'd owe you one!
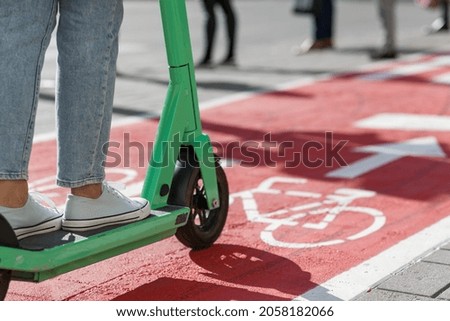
[14,214,63,240]
[62,201,151,232]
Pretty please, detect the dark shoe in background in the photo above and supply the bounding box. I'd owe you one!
[219,56,237,67]
[369,48,397,60]
[296,38,333,55]
[196,59,214,69]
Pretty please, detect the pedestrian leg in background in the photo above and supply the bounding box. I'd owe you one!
[217,0,237,66]
[371,0,397,60]
[198,0,216,67]
[198,0,237,67]
[298,0,334,54]
[424,0,449,33]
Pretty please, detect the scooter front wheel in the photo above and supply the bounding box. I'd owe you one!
[169,153,229,250]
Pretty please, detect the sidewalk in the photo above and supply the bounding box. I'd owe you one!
[354,242,450,300]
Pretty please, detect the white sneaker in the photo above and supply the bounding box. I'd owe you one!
[62,182,151,232]
[0,194,62,240]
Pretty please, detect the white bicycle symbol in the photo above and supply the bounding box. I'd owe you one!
[230,177,386,249]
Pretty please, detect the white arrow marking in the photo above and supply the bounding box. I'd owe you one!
[355,113,450,132]
[326,136,447,179]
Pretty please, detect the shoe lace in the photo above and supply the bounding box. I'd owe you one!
[103,182,134,205]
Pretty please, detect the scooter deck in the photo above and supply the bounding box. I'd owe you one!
[0,205,189,283]
[19,218,151,251]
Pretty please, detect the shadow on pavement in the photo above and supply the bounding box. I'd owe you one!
[112,244,319,301]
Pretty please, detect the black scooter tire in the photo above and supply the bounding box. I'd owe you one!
[169,153,229,250]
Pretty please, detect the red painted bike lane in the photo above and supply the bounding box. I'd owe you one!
[7,54,450,300]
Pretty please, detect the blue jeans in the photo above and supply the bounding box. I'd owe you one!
[314,0,333,40]
[0,0,123,188]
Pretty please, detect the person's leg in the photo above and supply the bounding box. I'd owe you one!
[56,0,123,191]
[199,0,216,65]
[0,0,57,201]
[299,0,333,53]
[0,0,62,239]
[371,0,397,59]
[217,0,237,64]
[315,0,333,41]
[56,0,150,231]
[381,0,396,52]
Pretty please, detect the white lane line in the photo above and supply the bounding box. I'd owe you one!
[357,55,450,81]
[355,113,450,132]
[432,72,450,85]
[294,215,450,301]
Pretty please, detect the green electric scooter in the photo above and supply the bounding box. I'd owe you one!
[0,0,229,300]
